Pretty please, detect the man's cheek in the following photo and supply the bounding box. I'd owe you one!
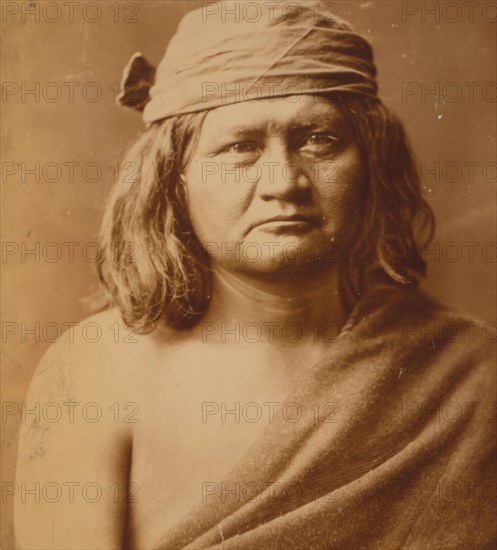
[190,208,229,246]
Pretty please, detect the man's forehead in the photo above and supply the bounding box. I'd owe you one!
[201,96,345,135]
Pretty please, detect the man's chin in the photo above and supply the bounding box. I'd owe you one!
[220,249,341,275]
[201,238,344,273]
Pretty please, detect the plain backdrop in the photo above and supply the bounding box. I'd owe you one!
[1,1,496,546]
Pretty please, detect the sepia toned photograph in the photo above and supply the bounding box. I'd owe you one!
[1,1,496,548]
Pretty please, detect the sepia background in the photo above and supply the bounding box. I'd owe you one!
[1,1,496,546]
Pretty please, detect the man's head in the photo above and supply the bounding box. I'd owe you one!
[99,1,434,332]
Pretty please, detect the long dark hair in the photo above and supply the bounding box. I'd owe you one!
[97,96,434,332]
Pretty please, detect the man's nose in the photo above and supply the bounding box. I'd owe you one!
[255,141,312,202]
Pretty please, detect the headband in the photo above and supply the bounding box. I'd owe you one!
[119,1,378,124]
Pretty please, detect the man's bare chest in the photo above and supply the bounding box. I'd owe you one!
[124,345,296,547]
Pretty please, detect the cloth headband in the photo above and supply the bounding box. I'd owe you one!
[119,1,378,124]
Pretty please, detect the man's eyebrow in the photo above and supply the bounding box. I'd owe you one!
[207,124,266,137]
[288,114,348,131]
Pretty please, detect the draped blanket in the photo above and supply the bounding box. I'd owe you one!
[154,283,496,549]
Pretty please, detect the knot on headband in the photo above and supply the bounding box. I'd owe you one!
[119,1,378,124]
[119,52,156,112]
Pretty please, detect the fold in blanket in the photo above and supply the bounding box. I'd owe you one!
[154,283,496,549]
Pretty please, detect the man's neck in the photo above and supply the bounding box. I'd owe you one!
[196,263,346,350]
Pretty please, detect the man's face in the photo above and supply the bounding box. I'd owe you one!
[183,95,367,275]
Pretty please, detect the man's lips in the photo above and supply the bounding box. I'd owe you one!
[246,214,321,234]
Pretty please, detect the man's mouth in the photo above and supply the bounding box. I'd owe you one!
[247,214,321,234]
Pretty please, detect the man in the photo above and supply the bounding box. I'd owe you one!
[15,1,495,548]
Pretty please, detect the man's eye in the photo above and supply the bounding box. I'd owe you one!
[223,142,260,154]
[301,134,339,150]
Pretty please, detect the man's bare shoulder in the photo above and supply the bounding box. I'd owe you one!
[18,308,189,470]
[15,309,142,547]
[26,308,181,408]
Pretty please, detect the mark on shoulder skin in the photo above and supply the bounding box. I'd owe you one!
[22,422,49,462]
